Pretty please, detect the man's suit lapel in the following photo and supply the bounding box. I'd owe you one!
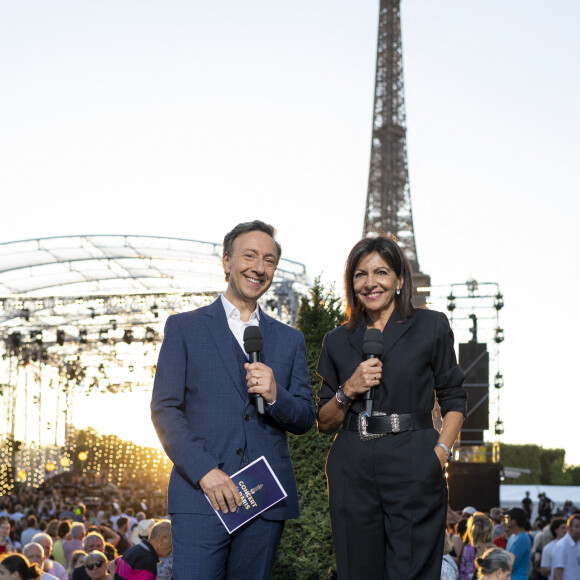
[204,298,247,400]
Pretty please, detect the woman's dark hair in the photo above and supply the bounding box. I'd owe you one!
[104,542,118,561]
[455,518,468,541]
[0,553,41,579]
[344,235,414,331]
[475,547,512,577]
[57,520,71,539]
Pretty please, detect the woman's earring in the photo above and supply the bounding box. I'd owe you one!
[396,289,401,295]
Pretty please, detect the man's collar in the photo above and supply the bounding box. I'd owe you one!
[220,294,260,322]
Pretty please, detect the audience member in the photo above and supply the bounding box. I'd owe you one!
[82,551,110,580]
[68,551,87,579]
[504,508,532,580]
[22,542,58,580]
[0,519,15,555]
[552,513,580,580]
[51,521,71,567]
[489,508,504,540]
[114,520,172,580]
[441,530,459,580]
[62,524,85,569]
[459,514,494,580]
[0,553,42,580]
[31,533,68,580]
[21,517,39,547]
[474,547,514,579]
[538,494,554,522]
[539,517,567,580]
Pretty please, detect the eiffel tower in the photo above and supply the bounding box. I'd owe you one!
[363,0,430,305]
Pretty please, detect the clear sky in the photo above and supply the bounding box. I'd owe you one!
[1,1,579,462]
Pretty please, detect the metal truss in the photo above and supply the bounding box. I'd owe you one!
[363,0,430,304]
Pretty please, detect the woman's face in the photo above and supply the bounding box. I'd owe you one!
[84,558,107,579]
[353,252,402,319]
[72,555,85,569]
[0,522,10,538]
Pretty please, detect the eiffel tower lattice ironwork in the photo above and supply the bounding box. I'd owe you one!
[363,0,430,300]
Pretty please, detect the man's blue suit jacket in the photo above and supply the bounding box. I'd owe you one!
[151,298,315,520]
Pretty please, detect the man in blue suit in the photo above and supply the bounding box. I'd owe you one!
[151,220,315,579]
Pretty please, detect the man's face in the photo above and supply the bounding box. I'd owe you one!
[555,522,567,540]
[223,231,277,308]
[24,545,44,567]
[159,535,173,558]
[0,522,9,537]
[569,519,580,542]
[504,516,516,535]
[37,538,52,559]
[85,536,104,552]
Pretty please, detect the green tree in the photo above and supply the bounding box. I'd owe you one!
[500,443,572,485]
[271,277,344,579]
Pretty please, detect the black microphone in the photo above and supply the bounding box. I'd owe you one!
[243,326,266,415]
[363,328,383,417]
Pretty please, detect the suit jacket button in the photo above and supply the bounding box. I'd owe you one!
[244,414,250,421]
[236,448,243,455]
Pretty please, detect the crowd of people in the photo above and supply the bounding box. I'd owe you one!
[443,503,580,580]
[0,474,172,580]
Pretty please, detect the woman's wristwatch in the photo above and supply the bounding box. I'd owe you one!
[335,385,354,407]
[435,442,453,463]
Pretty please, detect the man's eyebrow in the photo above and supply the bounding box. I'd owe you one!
[242,247,276,258]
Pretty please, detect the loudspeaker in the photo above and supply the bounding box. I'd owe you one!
[447,462,500,512]
[459,342,489,445]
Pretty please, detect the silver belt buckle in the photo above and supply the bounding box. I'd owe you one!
[358,411,386,441]
[390,413,400,433]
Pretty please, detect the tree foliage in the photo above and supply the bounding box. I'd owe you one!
[271,277,344,579]
[500,443,572,485]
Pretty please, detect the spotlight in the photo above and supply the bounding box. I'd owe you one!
[56,330,65,346]
[99,328,108,343]
[30,330,43,345]
[98,363,105,374]
[145,327,155,343]
[151,304,159,318]
[495,420,504,435]
[494,372,504,389]
[123,329,134,345]
[22,308,30,322]
[110,318,117,331]
[128,365,134,372]
[494,293,504,311]
[494,327,505,343]
[447,293,456,312]
[79,329,88,344]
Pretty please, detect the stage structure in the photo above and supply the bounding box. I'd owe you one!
[429,279,505,463]
[363,0,430,305]
[0,235,310,492]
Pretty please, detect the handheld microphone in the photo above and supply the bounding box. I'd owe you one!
[363,328,383,417]
[243,326,266,415]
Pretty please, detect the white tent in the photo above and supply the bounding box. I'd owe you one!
[500,485,580,522]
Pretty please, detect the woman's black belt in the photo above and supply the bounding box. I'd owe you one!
[342,411,432,435]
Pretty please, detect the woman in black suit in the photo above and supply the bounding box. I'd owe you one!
[317,235,467,580]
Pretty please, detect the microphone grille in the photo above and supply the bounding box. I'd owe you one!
[363,328,383,356]
[243,325,263,352]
